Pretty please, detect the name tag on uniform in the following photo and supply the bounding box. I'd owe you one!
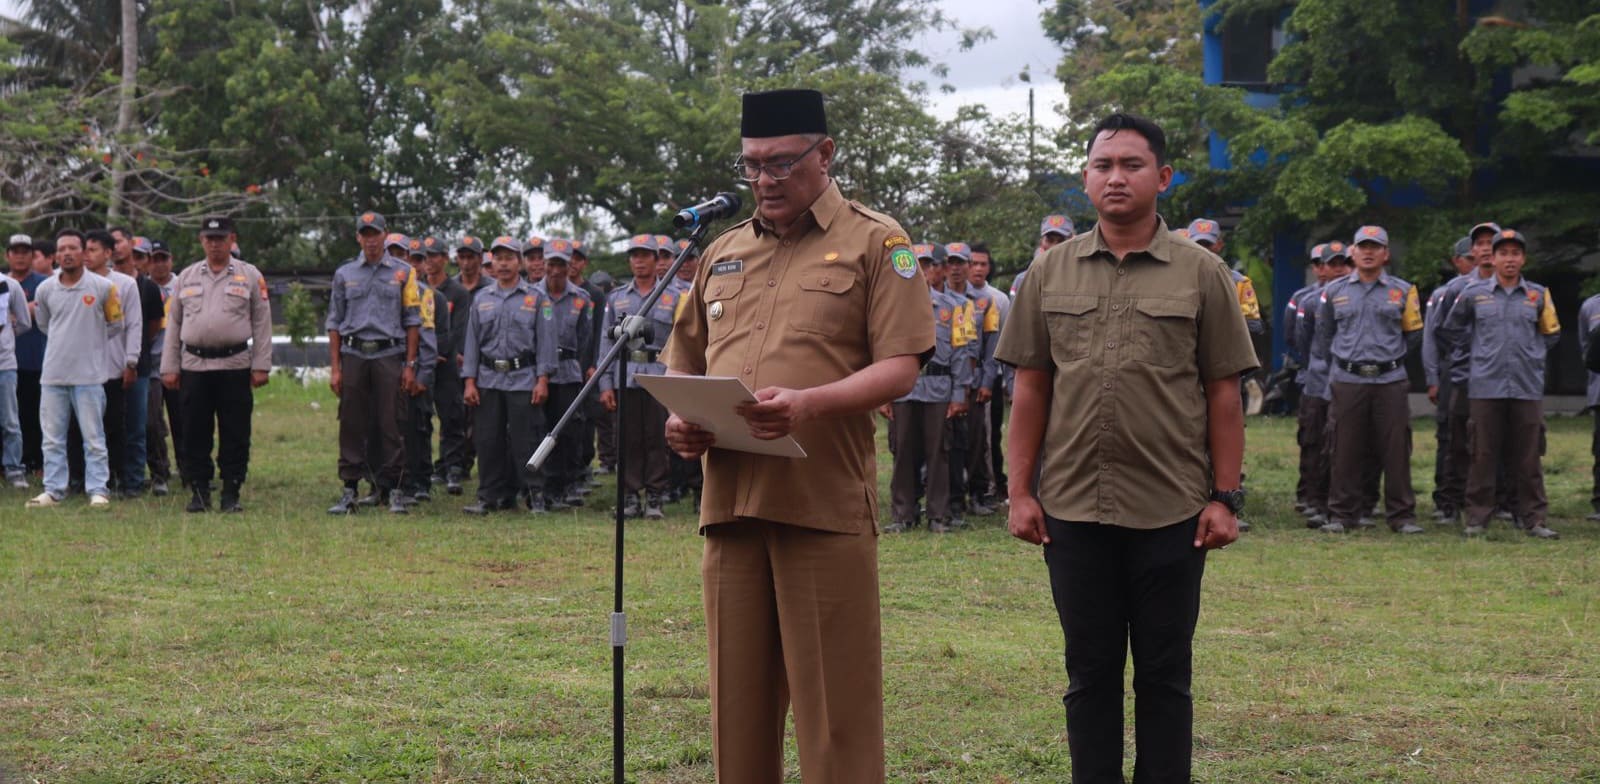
[180,286,203,298]
[225,284,249,298]
[710,260,743,276]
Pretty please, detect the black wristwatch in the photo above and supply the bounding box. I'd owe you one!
[1210,487,1246,515]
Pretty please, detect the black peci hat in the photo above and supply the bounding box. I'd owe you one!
[741,89,828,138]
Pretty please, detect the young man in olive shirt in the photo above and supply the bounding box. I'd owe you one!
[996,113,1256,784]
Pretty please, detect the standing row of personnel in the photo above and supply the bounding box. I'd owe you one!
[1285,222,1566,539]
[15,219,272,512]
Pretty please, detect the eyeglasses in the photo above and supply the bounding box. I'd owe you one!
[732,137,826,183]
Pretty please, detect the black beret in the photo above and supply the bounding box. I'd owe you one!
[741,89,828,138]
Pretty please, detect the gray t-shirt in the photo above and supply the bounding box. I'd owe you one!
[34,272,122,385]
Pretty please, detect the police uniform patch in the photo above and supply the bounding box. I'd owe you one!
[709,301,724,320]
[226,284,249,298]
[884,235,910,249]
[891,247,917,279]
[393,270,407,283]
[523,295,535,309]
[1526,289,1540,305]
[1388,289,1403,304]
[541,303,553,319]
[710,260,743,276]
[82,295,96,306]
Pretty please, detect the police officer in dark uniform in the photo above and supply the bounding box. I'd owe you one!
[326,212,423,515]
[159,216,273,512]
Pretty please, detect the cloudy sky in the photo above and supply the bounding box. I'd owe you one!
[911,0,1069,125]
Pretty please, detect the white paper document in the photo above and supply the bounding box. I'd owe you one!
[635,375,808,459]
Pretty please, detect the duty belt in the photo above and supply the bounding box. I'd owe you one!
[628,350,659,364]
[1335,358,1402,378]
[184,342,248,359]
[486,352,537,372]
[921,362,951,377]
[341,335,401,353]
[558,348,578,361]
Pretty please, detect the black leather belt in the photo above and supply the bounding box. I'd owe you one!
[628,350,659,364]
[342,336,401,353]
[1336,358,1402,377]
[486,353,536,372]
[921,362,951,377]
[558,348,578,361]
[184,343,248,359]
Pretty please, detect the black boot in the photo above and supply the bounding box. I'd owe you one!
[186,483,212,513]
[327,486,359,515]
[219,481,243,513]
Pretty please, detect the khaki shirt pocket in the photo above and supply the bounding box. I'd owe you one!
[793,271,857,336]
[703,275,744,345]
[1042,294,1098,363]
[1132,297,1197,367]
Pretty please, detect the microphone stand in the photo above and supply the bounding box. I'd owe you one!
[529,220,712,784]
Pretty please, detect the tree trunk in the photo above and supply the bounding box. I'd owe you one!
[108,0,137,221]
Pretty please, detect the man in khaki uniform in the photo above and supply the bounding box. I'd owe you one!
[997,113,1255,783]
[662,89,933,784]
[159,216,273,513]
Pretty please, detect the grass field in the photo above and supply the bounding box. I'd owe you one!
[2,377,1598,783]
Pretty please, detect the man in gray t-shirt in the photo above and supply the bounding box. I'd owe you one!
[27,230,123,507]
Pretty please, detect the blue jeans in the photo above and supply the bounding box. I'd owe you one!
[0,370,21,477]
[123,375,149,491]
[41,384,109,499]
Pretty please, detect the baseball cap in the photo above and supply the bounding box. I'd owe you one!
[1040,214,1073,238]
[1310,243,1327,263]
[626,234,657,253]
[913,243,938,262]
[1468,222,1502,241]
[1186,219,1222,246]
[589,270,614,289]
[571,240,587,259]
[131,236,153,255]
[422,236,447,256]
[385,233,410,251]
[489,235,521,254]
[407,238,426,258]
[356,212,387,233]
[199,215,235,237]
[1491,228,1526,249]
[675,238,700,257]
[1353,225,1388,246]
[1321,241,1350,264]
[149,239,171,257]
[455,235,484,254]
[654,235,673,253]
[944,242,972,262]
[545,238,573,262]
[523,236,544,255]
[1453,236,1473,257]
[6,233,32,250]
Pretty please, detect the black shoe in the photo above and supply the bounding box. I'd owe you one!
[151,481,169,497]
[328,487,359,515]
[1526,525,1559,540]
[1392,523,1424,535]
[186,485,212,513]
[356,489,382,507]
[462,500,495,516]
[644,495,664,520]
[968,499,996,516]
[546,494,570,511]
[564,487,587,507]
[219,481,243,513]
[430,472,446,487]
[411,488,431,502]
[929,518,953,533]
[445,473,463,495]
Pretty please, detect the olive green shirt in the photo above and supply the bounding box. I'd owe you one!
[993,217,1258,529]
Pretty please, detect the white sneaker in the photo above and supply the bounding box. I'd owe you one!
[26,492,58,508]
[8,475,27,489]
[88,494,111,507]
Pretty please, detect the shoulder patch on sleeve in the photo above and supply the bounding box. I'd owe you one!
[890,247,917,280]
[883,234,910,250]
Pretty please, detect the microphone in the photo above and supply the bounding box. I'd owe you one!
[672,192,742,229]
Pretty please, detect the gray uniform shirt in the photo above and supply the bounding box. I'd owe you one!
[1422,273,1475,387]
[1295,285,1332,401]
[536,281,594,385]
[34,272,121,385]
[1285,283,1319,382]
[899,287,974,404]
[461,280,556,392]
[325,254,423,358]
[597,279,678,391]
[1312,270,1422,386]
[1440,276,1561,401]
[1579,293,1600,409]
[0,279,34,371]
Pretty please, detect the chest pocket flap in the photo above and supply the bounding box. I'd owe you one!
[794,271,858,336]
[705,276,745,301]
[1042,294,1098,316]
[1041,294,1099,362]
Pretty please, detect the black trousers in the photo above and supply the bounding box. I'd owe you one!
[433,360,469,477]
[946,410,969,507]
[179,369,253,486]
[146,378,171,483]
[70,378,126,489]
[989,380,1007,493]
[402,387,434,494]
[542,382,584,495]
[1592,409,1600,514]
[18,369,42,471]
[618,387,668,497]
[338,353,404,489]
[473,387,544,505]
[1044,515,1206,784]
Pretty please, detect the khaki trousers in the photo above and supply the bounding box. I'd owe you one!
[890,400,948,523]
[1328,380,1415,528]
[703,520,884,784]
[1465,398,1547,528]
